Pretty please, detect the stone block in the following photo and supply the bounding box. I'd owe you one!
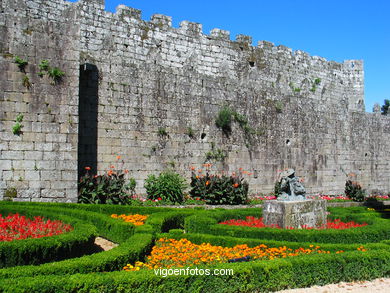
[262,200,327,229]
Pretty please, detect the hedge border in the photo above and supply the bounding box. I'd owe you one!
[0,205,97,268]
[0,202,389,292]
[0,249,388,292]
[160,231,390,252]
[0,202,180,279]
[184,207,390,244]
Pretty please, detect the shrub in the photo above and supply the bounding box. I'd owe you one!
[12,114,24,135]
[14,56,28,71]
[215,105,233,135]
[190,169,249,205]
[78,168,136,205]
[274,180,282,197]
[144,171,187,203]
[345,180,366,202]
[38,59,50,71]
[187,127,195,139]
[47,67,65,84]
[157,127,168,137]
[381,99,389,115]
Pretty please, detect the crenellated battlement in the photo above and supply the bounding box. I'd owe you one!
[63,0,361,73]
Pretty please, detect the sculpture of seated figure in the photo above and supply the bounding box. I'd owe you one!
[278,168,306,201]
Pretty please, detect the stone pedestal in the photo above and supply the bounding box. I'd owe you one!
[263,200,327,229]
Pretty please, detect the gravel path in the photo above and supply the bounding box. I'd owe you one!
[276,277,390,292]
[94,237,118,251]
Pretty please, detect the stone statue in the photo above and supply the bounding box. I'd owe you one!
[278,168,306,201]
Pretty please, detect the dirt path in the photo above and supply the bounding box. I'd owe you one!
[276,277,390,292]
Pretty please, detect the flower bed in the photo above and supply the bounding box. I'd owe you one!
[123,238,351,271]
[0,202,389,293]
[111,214,148,226]
[0,213,73,241]
[220,216,367,230]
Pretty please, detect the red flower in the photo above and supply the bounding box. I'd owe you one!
[157,197,162,201]
[85,166,91,171]
[0,213,73,242]
[233,183,239,188]
[219,217,367,230]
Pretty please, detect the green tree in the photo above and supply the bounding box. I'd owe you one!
[381,99,390,115]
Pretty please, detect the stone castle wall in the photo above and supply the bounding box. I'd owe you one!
[1,0,390,202]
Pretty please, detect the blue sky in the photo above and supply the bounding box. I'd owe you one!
[68,0,389,112]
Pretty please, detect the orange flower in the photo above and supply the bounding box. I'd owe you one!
[107,170,113,176]
[110,165,115,169]
[116,155,121,160]
[196,175,199,179]
[198,169,202,173]
[122,238,342,271]
[124,169,129,174]
[85,166,91,171]
[205,181,210,186]
[233,183,239,188]
[111,214,148,226]
[190,166,195,171]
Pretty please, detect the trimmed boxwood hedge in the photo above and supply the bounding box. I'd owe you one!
[0,249,389,293]
[0,233,154,279]
[0,205,97,268]
[160,231,390,252]
[0,202,389,292]
[0,202,136,243]
[184,207,390,244]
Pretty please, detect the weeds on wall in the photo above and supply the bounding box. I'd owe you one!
[37,59,65,84]
[215,105,256,138]
[14,56,28,72]
[310,78,321,92]
[205,142,227,163]
[158,127,168,137]
[48,67,65,84]
[215,105,233,136]
[12,114,24,135]
[187,127,195,139]
[22,75,31,89]
[289,82,301,93]
[274,101,284,113]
